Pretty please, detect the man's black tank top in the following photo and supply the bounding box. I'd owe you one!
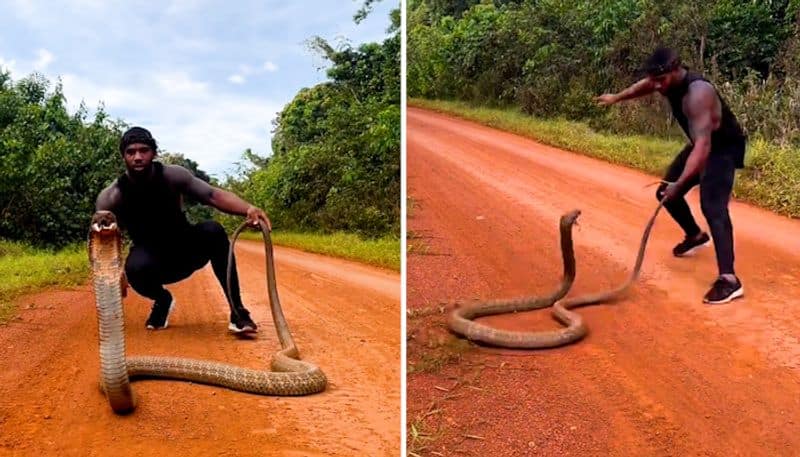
[663,71,746,168]
[116,161,191,247]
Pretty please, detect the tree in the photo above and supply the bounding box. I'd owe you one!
[0,72,126,248]
[220,5,400,237]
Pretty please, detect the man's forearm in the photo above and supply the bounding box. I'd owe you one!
[615,78,655,102]
[675,140,710,187]
[207,187,252,216]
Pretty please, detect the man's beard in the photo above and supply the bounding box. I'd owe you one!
[128,162,154,180]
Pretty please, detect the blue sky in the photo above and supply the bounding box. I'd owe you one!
[0,0,398,179]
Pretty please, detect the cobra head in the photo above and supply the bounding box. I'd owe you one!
[560,209,582,228]
[91,211,119,235]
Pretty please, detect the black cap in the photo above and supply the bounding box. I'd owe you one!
[119,126,158,155]
[639,47,681,77]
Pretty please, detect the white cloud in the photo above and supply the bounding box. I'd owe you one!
[0,57,17,74]
[9,1,101,30]
[9,0,38,25]
[65,0,105,8]
[153,98,279,177]
[226,60,278,84]
[165,0,207,15]
[171,37,216,52]
[0,49,53,76]
[33,49,54,70]
[60,73,142,111]
[57,72,279,178]
[154,71,208,97]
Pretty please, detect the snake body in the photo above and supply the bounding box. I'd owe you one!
[88,210,327,414]
[447,204,663,348]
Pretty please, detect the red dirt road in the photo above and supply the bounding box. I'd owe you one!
[406,107,800,456]
[0,242,400,456]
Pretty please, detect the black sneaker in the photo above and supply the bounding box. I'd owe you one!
[146,292,175,330]
[704,277,744,304]
[673,232,711,257]
[228,308,258,334]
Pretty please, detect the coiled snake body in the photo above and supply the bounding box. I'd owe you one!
[448,204,663,348]
[88,210,327,414]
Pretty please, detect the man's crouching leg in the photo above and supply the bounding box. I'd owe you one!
[195,220,258,334]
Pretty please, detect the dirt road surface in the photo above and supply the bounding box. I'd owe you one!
[0,242,400,456]
[406,107,800,456]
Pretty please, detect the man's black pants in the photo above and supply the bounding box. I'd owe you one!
[124,220,245,312]
[656,143,742,276]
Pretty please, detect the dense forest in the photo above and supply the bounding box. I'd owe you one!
[0,3,400,249]
[408,0,800,146]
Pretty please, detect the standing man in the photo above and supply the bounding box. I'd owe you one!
[96,126,271,332]
[596,47,746,304]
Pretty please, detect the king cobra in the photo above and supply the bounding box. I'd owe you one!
[88,210,327,414]
[447,203,664,348]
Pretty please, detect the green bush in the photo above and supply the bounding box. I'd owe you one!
[408,0,800,147]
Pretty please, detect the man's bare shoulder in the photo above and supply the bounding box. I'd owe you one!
[162,163,215,203]
[162,163,194,180]
[685,80,717,110]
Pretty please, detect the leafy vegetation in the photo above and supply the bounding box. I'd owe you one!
[218,4,401,239]
[0,71,127,249]
[408,0,800,146]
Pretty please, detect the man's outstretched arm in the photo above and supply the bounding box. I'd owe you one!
[208,188,271,230]
[596,78,657,106]
[165,165,272,230]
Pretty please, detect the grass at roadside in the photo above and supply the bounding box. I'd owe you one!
[0,240,88,323]
[218,230,399,271]
[409,98,800,219]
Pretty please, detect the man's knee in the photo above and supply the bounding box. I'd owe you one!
[700,194,730,225]
[124,248,155,282]
[198,220,227,239]
[195,221,231,256]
